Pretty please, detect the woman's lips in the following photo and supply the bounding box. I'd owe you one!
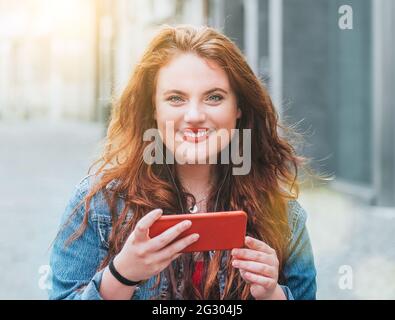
[181,128,211,143]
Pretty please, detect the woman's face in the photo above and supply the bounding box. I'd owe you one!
[154,53,241,164]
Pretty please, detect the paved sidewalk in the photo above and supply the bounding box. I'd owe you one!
[0,120,104,299]
[299,187,395,299]
[0,121,394,299]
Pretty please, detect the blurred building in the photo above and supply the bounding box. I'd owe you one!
[0,0,97,121]
[109,0,208,96]
[0,0,208,120]
[82,0,209,124]
[206,0,395,207]
[0,0,393,206]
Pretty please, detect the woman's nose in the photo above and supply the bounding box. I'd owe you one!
[184,102,206,123]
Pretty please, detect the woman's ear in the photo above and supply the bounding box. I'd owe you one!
[237,107,242,119]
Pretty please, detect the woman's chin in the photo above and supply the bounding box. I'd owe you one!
[175,149,218,165]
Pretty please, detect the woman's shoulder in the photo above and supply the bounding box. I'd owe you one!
[74,174,98,197]
[67,173,124,220]
[70,174,103,206]
[286,199,308,237]
[74,173,117,195]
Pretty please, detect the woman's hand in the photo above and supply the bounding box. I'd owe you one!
[113,208,199,283]
[231,236,286,300]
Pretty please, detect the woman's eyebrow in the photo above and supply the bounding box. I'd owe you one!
[163,87,228,96]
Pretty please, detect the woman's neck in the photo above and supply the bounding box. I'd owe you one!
[176,164,215,199]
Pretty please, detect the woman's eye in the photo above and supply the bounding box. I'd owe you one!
[167,96,184,104]
[206,94,223,103]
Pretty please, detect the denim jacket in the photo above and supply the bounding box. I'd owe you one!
[48,175,317,300]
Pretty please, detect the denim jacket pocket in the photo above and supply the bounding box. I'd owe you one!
[91,213,112,251]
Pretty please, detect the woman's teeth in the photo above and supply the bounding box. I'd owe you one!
[184,131,207,138]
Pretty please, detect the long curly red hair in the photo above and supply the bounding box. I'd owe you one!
[69,25,305,299]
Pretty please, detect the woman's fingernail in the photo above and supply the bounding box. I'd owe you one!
[192,234,200,241]
[184,220,192,227]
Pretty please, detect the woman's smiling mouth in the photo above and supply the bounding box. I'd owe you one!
[181,128,211,143]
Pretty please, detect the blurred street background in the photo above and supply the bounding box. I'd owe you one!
[0,0,394,299]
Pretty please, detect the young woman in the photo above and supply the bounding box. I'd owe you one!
[49,25,317,300]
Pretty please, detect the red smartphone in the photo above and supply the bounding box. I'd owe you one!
[148,211,248,253]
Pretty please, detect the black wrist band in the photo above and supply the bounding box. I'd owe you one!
[108,257,141,286]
